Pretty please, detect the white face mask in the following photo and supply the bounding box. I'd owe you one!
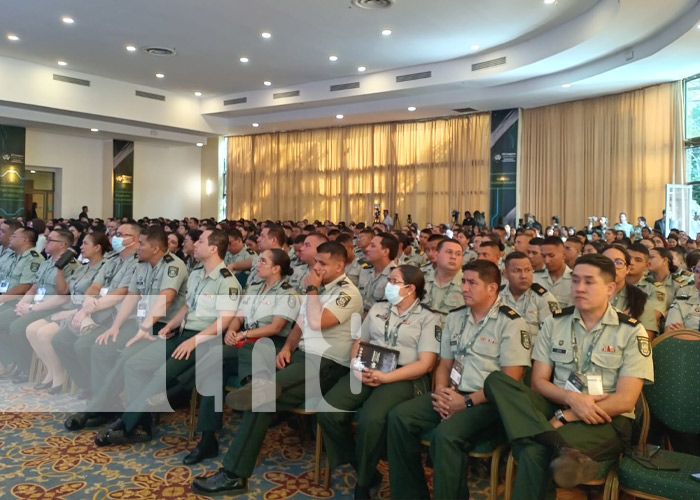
[384,283,404,305]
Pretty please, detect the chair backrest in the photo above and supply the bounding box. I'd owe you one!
[644,330,700,434]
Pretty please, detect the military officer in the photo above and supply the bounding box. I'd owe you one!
[422,239,464,324]
[664,257,700,332]
[483,254,654,499]
[224,228,256,269]
[318,265,439,499]
[354,228,373,264]
[243,224,286,290]
[625,243,668,319]
[527,237,547,273]
[336,233,361,287]
[0,220,23,277]
[387,260,531,500]
[357,234,398,314]
[500,251,558,343]
[192,241,363,495]
[648,246,691,310]
[419,234,445,281]
[0,227,45,307]
[96,229,240,445]
[534,236,573,307]
[0,228,78,383]
[455,229,477,266]
[287,233,328,292]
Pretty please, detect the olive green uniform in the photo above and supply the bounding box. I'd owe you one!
[665,287,700,329]
[0,247,44,293]
[422,271,464,327]
[243,255,261,291]
[87,252,188,413]
[318,300,439,487]
[611,286,659,334]
[632,274,668,316]
[483,305,654,500]
[358,263,393,314]
[387,299,531,499]
[224,246,255,267]
[120,262,241,432]
[462,248,477,266]
[287,263,309,293]
[0,246,15,278]
[500,283,558,343]
[344,258,362,287]
[220,274,362,479]
[533,266,573,307]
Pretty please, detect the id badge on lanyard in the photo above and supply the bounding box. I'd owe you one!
[100,286,109,297]
[0,280,8,293]
[450,358,464,389]
[34,287,47,303]
[137,297,148,318]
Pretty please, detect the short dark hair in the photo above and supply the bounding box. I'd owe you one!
[205,228,228,259]
[316,241,348,262]
[436,238,461,252]
[265,224,287,247]
[21,227,38,246]
[427,234,448,245]
[565,237,583,248]
[86,232,112,255]
[462,259,501,286]
[143,225,168,250]
[686,250,700,271]
[396,264,426,300]
[627,242,650,258]
[334,233,353,246]
[529,237,545,247]
[52,228,75,246]
[5,220,23,233]
[573,253,616,283]
[542,236,564,247]
[306,233,329,246]
[651,247,679,274]
[505,251,530,266]
[228,228,243,241]
[375,233,399,260]
[479,240,501,251]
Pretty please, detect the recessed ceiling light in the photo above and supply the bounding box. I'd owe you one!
[57,60,67,66]
[194,91,202,97]
[30,170,36,174]
[252,123,260,128]
[381,29,392,36]
[263,81,272,86]
[7,34,19,41]
[261,32,272,39]
[196,142,204,147]
[543,0,556,4]
[156,73,164,78]
[62,16,74,24]
[329,55,338,62]
[239,57,249,63]
[336,114,344,120]
[470,44,480,50]
[90,128,99,132]
[562,83,572,88]
[407,106,417,112]
[126,45,137,52]
[357,66,367,72]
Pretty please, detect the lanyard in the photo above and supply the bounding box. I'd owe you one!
[246,281,280,328]
[457,299,501,357]
[383,299,421,347]
[571,317,606,374]
[427,279,457,312]
[190,272,212,312]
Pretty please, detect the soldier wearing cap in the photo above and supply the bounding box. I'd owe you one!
[483,254,654,499]
[387,260,531,499]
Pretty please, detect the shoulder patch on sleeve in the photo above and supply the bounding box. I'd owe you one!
[616,311,639,326]
[30,250,40,257]
[280,281,292,289]
[530,283,547,296]
[637,336,651,357]
[220,268,232,278]
[163,253,174,263]
[499,304,520,319]
[553,305,575,317]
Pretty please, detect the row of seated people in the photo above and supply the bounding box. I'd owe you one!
[0,216,696,499]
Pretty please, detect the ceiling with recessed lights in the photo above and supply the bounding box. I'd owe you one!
[1,0,700,143]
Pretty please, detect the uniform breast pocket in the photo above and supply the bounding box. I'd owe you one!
[591,352,623,391]
[373,284,385,301]
[549,348,575,368]
[196,294,217,315]
[472,338,500,371]
[444,292,464,309]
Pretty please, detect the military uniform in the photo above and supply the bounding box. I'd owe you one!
[318,300,439,488]
[611,287,659,334]
[462,248,477,267]
[533,266,573,308]
[224,246,256,268]
[500,283,558,342]
[287,263,309,293]
[357,263,393,314]
[119,262,241,433]
[483,305,654,500]
[422,271,464,326]
[632,274,669,316]
[219,274,362,480]
[0,246,15,279]
[0,247,44,294]
[243,254,261,291]
[666,287,700,329]
[344,257,362,287]
[387,299,531,499]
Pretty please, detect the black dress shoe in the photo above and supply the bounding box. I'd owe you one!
[64,412,89,431]
[98,426,152,446]
[183,442,219,465]
[94,418,126,446]
[11,371,29,384]
[34,381,52,390]
[48,385,62,395]
[192,468,248,495]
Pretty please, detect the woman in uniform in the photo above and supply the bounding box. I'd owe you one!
[648,246,688,309]
[317,265,439,499]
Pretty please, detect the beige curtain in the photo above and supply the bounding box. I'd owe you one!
[226,115,491,226]
[520,82,684,228]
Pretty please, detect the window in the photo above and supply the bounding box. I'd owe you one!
[684,75,700,209]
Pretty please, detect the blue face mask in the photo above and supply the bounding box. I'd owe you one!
[384,283,404,305]
[111,236,125,253]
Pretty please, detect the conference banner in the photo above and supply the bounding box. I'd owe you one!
[113,140,134,219]
[0,125,26,218]
[489,108,519,228]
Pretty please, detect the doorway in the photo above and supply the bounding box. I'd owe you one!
[24,170,55,220]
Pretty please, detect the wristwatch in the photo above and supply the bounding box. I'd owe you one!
[241,330,248,339]
[464,396,474,409]
[554,409,568,424]
[306,285,319,293]
[28,304,34,313]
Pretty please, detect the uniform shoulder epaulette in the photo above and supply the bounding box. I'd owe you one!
[530,283,547,296]
[219,268,232,278]
[553,305,575,317]
[498,284,506,292]
[280,281,292,289]
[361,262,373,269]
[108,252,120,259]
[499,304,520,319]
[420,303,437,313]
[534,268,546,273]
[682,270,693,276]
[246,248,255,255]
[81,261,89,266]
[675,295,690,301]
[616,311,639,326]
[163,254,174,263]
[449,305,467,313]
[674,276,687,283]
[337,279,349,286]
[30,250,40,257]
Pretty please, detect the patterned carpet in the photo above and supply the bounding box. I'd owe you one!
[0,379,508,500]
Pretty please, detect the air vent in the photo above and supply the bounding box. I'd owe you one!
[141,46,177,56]
[223,97,247,106]
[53,74,90,87]
[351,0,394,9]
[330,82,360,92]
[453,107,479,114]
[396,71,431,83]
[273,90,300,99]
[135,90,166,101]
[472,57,506,72]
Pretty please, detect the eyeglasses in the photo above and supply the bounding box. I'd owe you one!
[612,259,626,269]
[388,279,406,285]
[115,232,133,238]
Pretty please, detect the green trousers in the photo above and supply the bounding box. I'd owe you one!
[52,324,109,392]
[8,309,53,371]
[483,371,632,500]
[387,391,500,499]
[317,374,418,487]
[222,350,348,478]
